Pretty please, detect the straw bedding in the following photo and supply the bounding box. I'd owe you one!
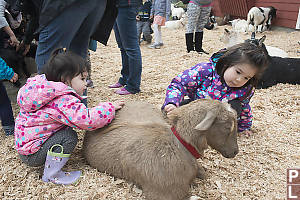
[1,25,299,199]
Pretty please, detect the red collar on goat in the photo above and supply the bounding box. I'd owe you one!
[171,126,202,159]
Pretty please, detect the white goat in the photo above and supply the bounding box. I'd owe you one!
[247,6,277,32]
[171,3,185,20]
[230,19,250,33]
[220,29,288,58]
[163,16,186,29]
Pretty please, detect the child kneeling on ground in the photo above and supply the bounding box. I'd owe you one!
[15,48,124,185]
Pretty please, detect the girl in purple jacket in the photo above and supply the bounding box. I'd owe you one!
[162,38,270,136]
[15,48,124,185]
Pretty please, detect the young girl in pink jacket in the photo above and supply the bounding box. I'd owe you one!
[15,48,124,185]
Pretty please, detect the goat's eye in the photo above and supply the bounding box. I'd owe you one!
[236,70,241,74]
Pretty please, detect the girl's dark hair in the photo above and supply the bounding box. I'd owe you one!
[42,48,87,82]
[214,40,270,89]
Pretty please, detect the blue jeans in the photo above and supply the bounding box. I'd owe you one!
[0,81,14,127]
[35,0,107,73]
[114,6,142,93]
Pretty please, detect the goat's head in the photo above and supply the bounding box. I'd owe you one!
[168,99,239,158]
[245,32,266,47]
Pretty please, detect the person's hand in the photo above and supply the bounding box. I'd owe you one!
[136,15,140,21]
[16,41,31,56]
[9,73,18,83]
[241,130,252,137]
[164,104,177,114]
[112,100,125,110]
[9,35,19,47]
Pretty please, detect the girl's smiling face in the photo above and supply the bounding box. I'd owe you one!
[223,63,257,88]
[67,72,88,95]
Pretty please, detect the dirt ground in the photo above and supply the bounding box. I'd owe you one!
[1,25,299,199]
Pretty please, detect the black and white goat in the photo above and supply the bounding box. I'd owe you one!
[247,6,277,32]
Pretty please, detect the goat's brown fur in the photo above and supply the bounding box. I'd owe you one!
[83,99,238,200]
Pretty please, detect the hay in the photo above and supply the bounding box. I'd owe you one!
[1,25,299,199]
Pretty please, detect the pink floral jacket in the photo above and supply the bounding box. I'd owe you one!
[15,74,115,155]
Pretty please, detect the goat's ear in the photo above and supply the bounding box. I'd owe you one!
[258,35,266,46]
[194,111,216,131]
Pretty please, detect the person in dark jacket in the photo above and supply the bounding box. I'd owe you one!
[11,0,117,73]
[108,0,143,95]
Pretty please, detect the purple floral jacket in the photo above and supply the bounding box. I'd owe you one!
[15,74,116,155]
[162,59,254,132]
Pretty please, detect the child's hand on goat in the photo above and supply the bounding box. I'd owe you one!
[112,100,125,110]
[10,73,18,83]
[164,104,177,114]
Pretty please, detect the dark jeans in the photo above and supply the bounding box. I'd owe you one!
[35,0,107,72]
[0,81,14,127]
[19,127,78,167]
[114,6,142,94]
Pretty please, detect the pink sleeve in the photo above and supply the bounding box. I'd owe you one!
[49,95,115,130]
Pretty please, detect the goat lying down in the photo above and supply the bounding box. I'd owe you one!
[83,99,239,200]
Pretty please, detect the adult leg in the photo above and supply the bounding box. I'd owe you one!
[194,6,211,54]
[185,3,199,53]
[114,6,142,93]
[35,0,107,73]
[0,81,15,135]
[69,0,107,58]
[113,23,129,86]
[19,127,78,167]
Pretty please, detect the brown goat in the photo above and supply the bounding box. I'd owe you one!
[83,99,238,200]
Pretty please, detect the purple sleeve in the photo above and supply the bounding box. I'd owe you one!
[238,89,254,132]
[162,63,212,109]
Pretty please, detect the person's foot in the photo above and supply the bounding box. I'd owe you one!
[108,82,123,88]
[158,42,164,47]
[196,49,209,55]
[148,43,161,49]
[115,87,132,95]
